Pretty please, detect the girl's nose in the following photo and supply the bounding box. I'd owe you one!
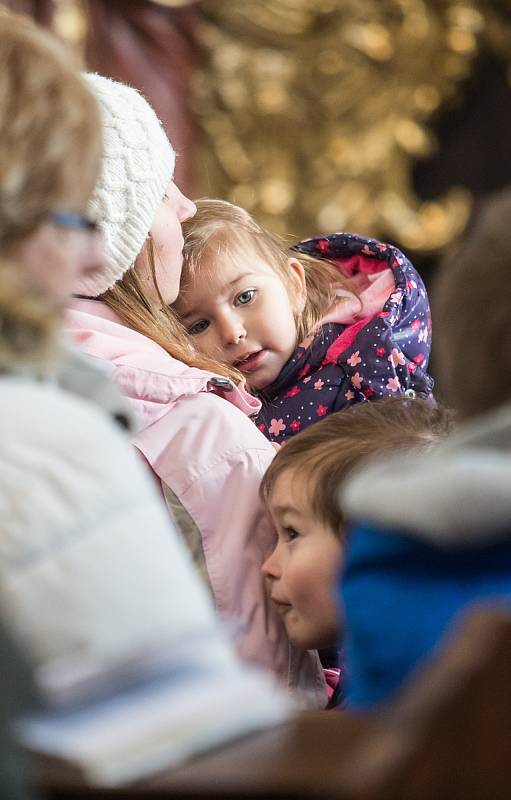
[220,315,246,347]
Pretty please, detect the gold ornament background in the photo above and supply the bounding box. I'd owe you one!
[192,0,511,252]
[52,0,511,253]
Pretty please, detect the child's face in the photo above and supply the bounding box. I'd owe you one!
[262,469,342,650]
[174,252,305,389]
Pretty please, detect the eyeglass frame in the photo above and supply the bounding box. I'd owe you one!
[49,211,101,234]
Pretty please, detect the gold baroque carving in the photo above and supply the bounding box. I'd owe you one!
[192,0,510,251]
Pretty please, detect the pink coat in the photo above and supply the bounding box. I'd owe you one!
[66,299,326,706]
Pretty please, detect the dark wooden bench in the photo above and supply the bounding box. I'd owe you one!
[44,606,511,800]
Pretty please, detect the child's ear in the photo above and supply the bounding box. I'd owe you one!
[288,258,306,312]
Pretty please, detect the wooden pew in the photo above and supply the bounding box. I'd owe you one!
[44,606,511,800]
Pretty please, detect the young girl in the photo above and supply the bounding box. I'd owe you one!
[260,397,453,707]
[175,199,434,443]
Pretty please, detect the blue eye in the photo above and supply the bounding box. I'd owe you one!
[236,289,256,306]
[188,319,209,335]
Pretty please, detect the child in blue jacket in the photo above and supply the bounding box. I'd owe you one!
[175,199,434,443]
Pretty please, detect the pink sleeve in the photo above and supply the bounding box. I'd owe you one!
[132,392,327,707]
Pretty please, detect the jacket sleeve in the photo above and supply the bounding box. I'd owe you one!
[132,391,327,707]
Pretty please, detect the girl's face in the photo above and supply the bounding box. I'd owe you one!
[174,253,306,389]
[137,181,196,307]
[261,469,342,650]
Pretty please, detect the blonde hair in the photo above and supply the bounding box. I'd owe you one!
[0,10,101,252]
[101,238,244,382]
[260,397,454,538]
[181,198,355,345]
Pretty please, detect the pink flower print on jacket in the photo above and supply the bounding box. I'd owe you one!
[387,376,401,392]
[317,405,328,416]
[316,238,331,254]
[388,348,406,368]
[286,385,301,398]
[314,379,324,390]
[347,350,362,367]
[351,372,363,389]
[268,418,286,437]
[290,419,301,432]
[362,242,387,255]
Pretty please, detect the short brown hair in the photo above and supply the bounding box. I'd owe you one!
[0,10,101,250]
[260,397,453,538]
[433,189,511,420]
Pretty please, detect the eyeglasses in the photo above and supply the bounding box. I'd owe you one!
[49,211,101,234]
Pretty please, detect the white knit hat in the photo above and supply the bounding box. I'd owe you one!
[75,73,176,296]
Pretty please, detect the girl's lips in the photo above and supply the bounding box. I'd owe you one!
[233,349,268,372]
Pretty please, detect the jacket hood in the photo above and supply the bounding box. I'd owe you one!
[295,232,429,335]
[341,401,511,546]
[293,233,432,385]
[66,299,261,429]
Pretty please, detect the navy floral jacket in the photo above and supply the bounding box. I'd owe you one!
[254,233,433,443]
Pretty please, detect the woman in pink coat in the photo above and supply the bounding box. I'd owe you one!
[66,74,325,705]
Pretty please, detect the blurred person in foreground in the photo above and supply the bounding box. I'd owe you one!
[0,7,263,733]
[337,189,511,708]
